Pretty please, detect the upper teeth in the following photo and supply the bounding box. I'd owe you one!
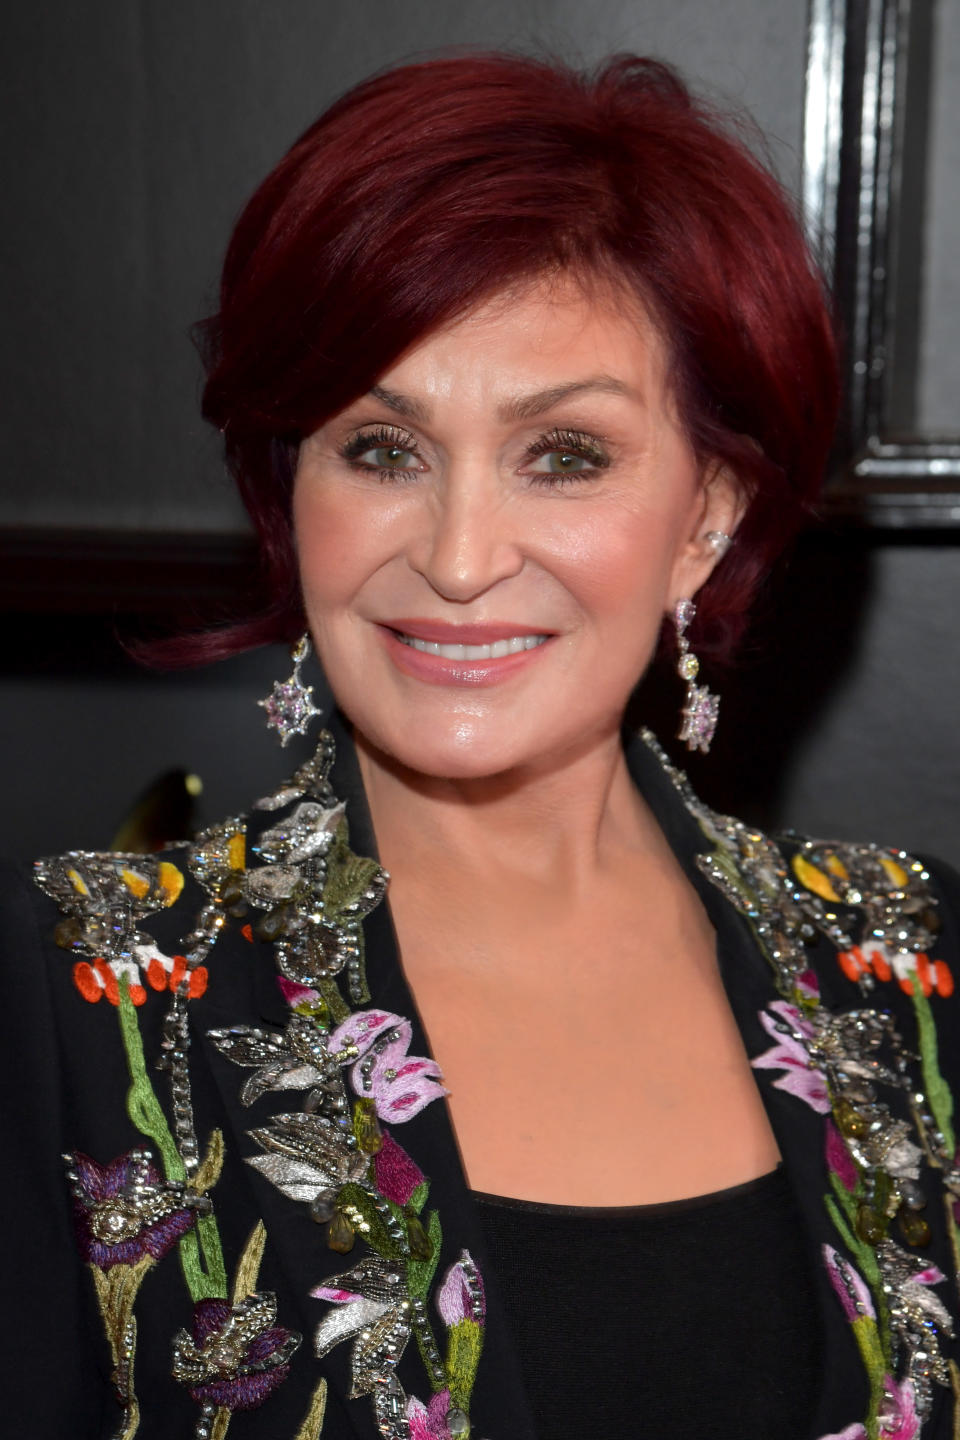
[399,634,547,660]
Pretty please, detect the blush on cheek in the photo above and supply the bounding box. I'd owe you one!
[293,493,365,601]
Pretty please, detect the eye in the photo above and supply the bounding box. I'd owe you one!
[528,449,595,475]
[522,429,611,484]
[357,444,418,470]
[341,425,423,479]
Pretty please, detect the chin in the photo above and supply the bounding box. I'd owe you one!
[345,706,541,783]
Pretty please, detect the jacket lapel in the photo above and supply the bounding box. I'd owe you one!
[327,715,542,1440]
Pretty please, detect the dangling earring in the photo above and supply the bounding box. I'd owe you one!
[259,634,321,745]
[673,600,719,754]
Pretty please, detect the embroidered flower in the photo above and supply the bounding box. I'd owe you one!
[823,1245,876,1322]
[837,942,953,998]
[751,1000,831,1113]
[66,1149,202,1270]
[72,944,208,1006]
[244,1111,369,1214]
[313,1256,412,1396]
[825,1120,858,1191]
[72,954,151,1006]
[436,1253,486,1327]
[37,853,188,1004]
[815,1375,921,1440]
[329,1010,447,1121]
[434,1252,485,1427]
[407,1389,467,1439]
[374,1131,426,1206]
[876,1375,921,1439]
[901,1262,952,1330]
[796,968,821,1001]
[208,1012,337,1106]
[172,1292,300,1410]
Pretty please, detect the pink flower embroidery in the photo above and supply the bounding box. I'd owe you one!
[815,1374,920,1440]
[825,1119,858,1191]
[823,1245,875,1322]
[374,1131,426,1206]
[751,1000,831,1113]
[328,1010,447,1122]
[436,1251,486,1327]
[796,968,820,1000]
[406,1389,458,1440]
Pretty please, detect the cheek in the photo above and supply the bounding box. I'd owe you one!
[293,483,392,608]
[543,504,683,620]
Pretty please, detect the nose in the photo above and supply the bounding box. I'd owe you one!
[408,469,525,602]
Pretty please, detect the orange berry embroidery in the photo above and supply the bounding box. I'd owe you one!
[188,966,209,999]
[146,957,168,991]
[72,961,102,1003]
[839,944,954,998]
[72,957,147,1006]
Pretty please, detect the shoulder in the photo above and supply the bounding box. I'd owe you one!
[19,822,247,1011]
[639,725,960,1046]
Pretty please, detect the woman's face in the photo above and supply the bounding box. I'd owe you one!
[293,278,740,780]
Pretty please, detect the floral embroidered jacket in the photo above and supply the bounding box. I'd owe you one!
[3,716,960,1440]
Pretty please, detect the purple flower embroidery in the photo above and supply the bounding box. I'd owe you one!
[328,1010,447,1122]
[172,1292,300,1410]
[66,1149,198,1271]
[751,1000,831,1114]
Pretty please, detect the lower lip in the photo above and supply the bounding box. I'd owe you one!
[379,628,553,687]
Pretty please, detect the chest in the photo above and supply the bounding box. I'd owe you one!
[389,883,783,1203]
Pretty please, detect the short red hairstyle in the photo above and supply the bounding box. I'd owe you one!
[196,51,838,662]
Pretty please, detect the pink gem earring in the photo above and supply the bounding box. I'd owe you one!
[673,600,719,754]
[259,634,321,745]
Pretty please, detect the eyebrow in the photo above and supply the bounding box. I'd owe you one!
[366,375,634,426]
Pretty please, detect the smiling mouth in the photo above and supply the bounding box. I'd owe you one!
[393,632,549,661]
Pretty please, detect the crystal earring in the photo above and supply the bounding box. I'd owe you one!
[673,600,719,754]
[704,529,731,556]
[258,634,321,746]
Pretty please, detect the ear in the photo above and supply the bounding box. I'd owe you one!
[667,464,746,608]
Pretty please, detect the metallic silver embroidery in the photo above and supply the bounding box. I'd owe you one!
[245,1112,370,1212]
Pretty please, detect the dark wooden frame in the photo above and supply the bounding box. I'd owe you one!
[804,0,960,525]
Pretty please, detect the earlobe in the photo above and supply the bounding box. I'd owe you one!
[668,464,745,605]
[704,528,732,557]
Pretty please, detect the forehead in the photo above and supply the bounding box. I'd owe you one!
[373,275,673,412]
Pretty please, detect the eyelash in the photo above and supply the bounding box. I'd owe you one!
[341,425,424,482]
[339,424,611,485]
[523,428,611,485]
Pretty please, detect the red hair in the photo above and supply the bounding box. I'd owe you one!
[191,51,838,663]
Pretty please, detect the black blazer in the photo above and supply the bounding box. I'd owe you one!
[3,717,960,1439]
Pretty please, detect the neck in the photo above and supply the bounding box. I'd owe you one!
[353,724,663,892]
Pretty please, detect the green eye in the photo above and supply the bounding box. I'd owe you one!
[368,446,413,468]
[544,450,589,473]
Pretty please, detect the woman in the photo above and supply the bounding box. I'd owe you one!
[5,50,960,1440]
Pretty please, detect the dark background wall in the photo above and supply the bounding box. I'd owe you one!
[2,1,958,863]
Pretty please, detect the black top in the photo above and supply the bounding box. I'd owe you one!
[473,1167,821,1439]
